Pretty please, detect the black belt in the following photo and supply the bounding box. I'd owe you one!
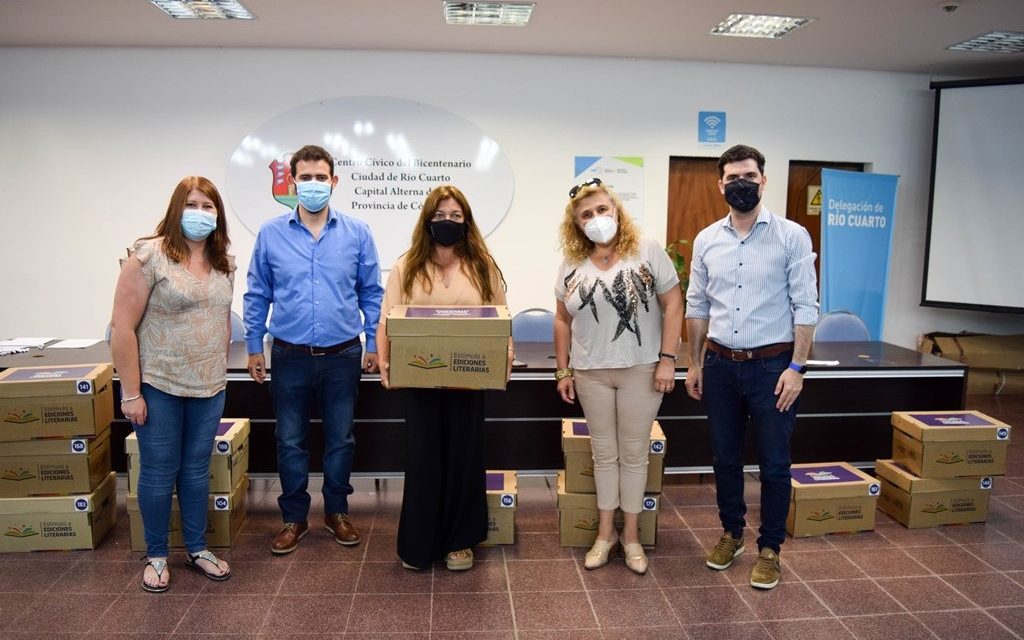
[706,340,793,362]
[273,337,360,356]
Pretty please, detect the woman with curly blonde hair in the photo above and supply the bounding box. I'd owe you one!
[553,178,682,575]
[378,184,512,572]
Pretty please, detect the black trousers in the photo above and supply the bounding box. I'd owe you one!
[397,388,488,568]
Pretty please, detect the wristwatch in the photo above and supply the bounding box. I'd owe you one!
[788,362,807,374]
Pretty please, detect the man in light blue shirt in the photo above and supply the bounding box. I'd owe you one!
[684,144,818,590]
[244,144,384,555]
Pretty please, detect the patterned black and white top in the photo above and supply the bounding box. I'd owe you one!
[554,236,678,370]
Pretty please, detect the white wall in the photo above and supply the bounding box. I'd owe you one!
[1,47,1020,348]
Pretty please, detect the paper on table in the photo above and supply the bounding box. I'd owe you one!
[806,359,840,366]
[0,337,54,348]
[48,338,103,349]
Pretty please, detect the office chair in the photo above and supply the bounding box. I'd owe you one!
[511,308,555,343]
[230,311,246,342]
[814,310,870,342]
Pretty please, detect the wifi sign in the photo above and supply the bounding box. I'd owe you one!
[698,111,727,144]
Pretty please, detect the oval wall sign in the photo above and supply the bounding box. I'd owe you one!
[225,96,514,269]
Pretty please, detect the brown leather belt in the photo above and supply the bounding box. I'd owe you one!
[705,340,794,362]
[273,337,360,356]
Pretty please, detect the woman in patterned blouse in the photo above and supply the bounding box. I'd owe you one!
[553,178,683,575]
[111,176,235,592]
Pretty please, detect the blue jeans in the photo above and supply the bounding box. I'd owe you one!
[271,342,362,523]
[135,384,225,558]
[702,349,796,553]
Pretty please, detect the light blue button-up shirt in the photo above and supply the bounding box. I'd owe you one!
[243,207,384,354]
[686,207,819,349]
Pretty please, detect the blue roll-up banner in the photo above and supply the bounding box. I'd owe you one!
[820,169,899,340]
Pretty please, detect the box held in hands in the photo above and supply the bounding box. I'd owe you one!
[386,305,511,390]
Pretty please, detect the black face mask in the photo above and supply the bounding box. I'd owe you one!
[724,179,762,213]
[429,219,466,247]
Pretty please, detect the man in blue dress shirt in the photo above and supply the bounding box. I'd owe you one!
[244,144,384,555]
[684,144,819,589]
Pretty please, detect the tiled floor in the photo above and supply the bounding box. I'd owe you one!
[3,394,1024,639]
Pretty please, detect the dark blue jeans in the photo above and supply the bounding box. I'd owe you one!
[271,342,362,523]
[702,349,796,554]
[135,384,225,558]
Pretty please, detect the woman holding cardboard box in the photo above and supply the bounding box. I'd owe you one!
[378,184,512,571]
[553,178,683,574]
[110,176,234,592]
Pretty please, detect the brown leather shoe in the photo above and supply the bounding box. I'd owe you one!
[324,513,361,546]
[271,522,308,555]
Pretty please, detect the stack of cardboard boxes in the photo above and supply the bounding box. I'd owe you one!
[125,418,251,551]
[876,410,1010,528]
[0,363,117,551]
[556,418,665,547]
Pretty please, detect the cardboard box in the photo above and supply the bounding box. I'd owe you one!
[126,418,250,494]
[891,411,1011,478]
[786,462,880,537]
[967,369,1001,395]
[920,333,1024,396]
[920,332,1024,371]
[386,305,511,390]
[127,474,248,551]
[875,459,991,528]
[0,363,115,441]
[556,471,659,547]
[0,428,112,497]
[482,470,517,546]
[0,472,117,552]
[561,419,666,494]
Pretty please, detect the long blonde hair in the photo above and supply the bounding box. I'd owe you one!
[401,184,506,302]
[558,183,640,263]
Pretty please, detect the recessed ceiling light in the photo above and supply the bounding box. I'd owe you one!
[443,2,535,26]
[948,31,1024,53]
[710,13,813,39]
[149,0,254,20]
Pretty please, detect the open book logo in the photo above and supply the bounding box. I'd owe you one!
[935,453,964,465]
[922,502,948,514]
[573,516,599,531]
[806,509,835,522]
[4,525,39,538]
[1,468,36,482]
[3,409,39,424]
[408,354,448,370]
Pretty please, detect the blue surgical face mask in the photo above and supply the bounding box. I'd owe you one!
[296,180,332,213]
[181,208,217,241]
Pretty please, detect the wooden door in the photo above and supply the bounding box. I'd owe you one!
[666,156,725,344]
[785,160,864,280]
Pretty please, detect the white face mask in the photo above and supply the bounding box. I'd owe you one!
[583,215,618,244]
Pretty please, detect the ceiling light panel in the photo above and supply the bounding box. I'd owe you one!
[710,13,813,39]
[444,2,535,26]
[948,31,1024,53]
[150,0,254,20]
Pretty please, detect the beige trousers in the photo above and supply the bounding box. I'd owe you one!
[573,363,662,513]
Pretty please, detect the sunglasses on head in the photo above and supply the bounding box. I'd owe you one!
[569,177,602,199]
